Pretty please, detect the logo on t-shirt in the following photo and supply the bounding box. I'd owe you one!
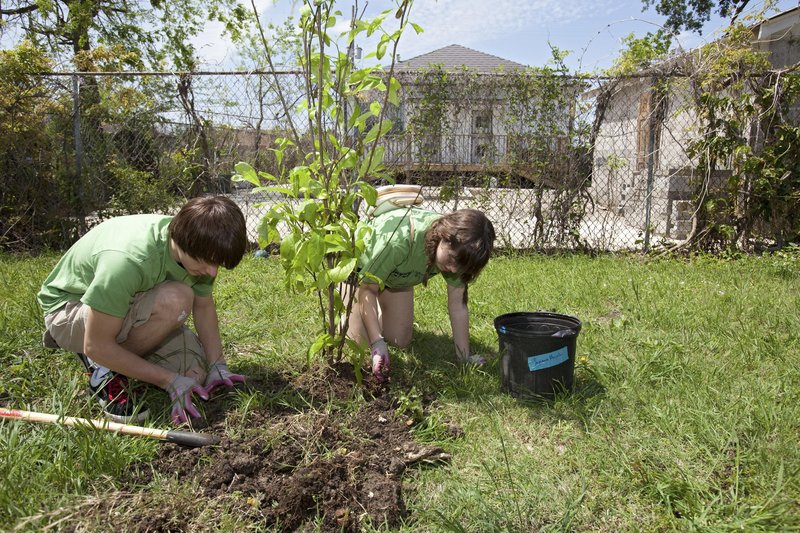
[388,269,425,286]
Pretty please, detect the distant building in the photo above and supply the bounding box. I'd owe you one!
[381,44,584,187]
[588,6,800,240]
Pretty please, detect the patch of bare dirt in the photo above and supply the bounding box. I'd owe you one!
[78,363,458,532]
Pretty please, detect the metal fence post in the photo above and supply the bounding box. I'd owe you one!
[72,74,86,233]
[643,80,657,252]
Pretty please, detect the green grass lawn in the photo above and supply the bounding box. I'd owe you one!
[2,250,799,531]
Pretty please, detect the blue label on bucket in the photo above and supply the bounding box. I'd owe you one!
[528,347,569,371]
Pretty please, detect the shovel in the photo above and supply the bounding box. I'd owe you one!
[0,407,219,447]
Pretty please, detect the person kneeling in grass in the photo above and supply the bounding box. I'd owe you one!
[348,207,495,382]
[37,196,247,424]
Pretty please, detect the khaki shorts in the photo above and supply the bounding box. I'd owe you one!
[44,285,206,376]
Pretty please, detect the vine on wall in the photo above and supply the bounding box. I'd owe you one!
[682,20,800,251]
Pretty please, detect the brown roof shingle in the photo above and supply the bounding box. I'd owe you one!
[397,44,526,73]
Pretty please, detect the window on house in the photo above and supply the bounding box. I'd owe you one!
[636,91,663,171]
[387,103,406,134]
[472,111,492,134]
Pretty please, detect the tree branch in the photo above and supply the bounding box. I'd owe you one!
[0,3,39,17]
[727,0,750,26]
[249,0,300,146]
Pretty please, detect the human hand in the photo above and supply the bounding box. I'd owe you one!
[203,361,246,395]
[458,351,487,366]
[166,374,209,425]
[370,337,390,382]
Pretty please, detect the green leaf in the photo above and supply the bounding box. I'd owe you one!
[302,178,324,199]
[233,162,260,187]
[324,233,349,253]
[376,39,387,60]
[358,76,382,92]
[338,148,359,171]
[367,10,391,36]
[359,145,385,177]
[258,171,277,181]
[327,133,342,152]
[291,166,311,197]
[360,270,385,290]
[314,270,332,290]
[388,77,401,106]
[349,68,371,84]
[410,22,424,34]
[265,185,295,196]
[359,182,377,206]
[328,258,357,284]
[353,109,374,132]
[271,147,285,167]
[306,232,326,267]
[299,199,318,223]
[280,232,297,263]
[364,119,394,144]
[256,217,273,250]
[355,224,374,254]
[308,333,334,359]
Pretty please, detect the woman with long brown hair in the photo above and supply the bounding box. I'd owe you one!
[348,207,495,382]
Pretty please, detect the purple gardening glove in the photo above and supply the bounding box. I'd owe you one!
[370,337,390,382]
[202,361,246,396]
[166,374,209,425]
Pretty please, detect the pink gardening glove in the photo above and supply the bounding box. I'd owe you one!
[202,361,246,396]
[166,374,209,425]
[370,338,390,382]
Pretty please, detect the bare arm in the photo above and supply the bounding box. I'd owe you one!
[447,284,471,358]
[192,294,224,365]
[84,307,175,389]
[358,283,383,344]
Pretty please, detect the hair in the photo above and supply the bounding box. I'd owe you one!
[168,196,247,270]
[424,209,495,288]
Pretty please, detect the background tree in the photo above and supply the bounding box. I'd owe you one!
[0,1,254,250]
[0,0,250,70]
[0,42,70,250]
[641,0,755,34]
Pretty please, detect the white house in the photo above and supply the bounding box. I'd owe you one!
[381,44,526,174]
[589,6,800,240]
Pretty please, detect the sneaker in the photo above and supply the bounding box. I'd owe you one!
[87,371,149,423]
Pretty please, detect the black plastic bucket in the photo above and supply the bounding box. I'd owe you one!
[494,312,582,399]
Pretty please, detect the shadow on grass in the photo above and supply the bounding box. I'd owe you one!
[393,329,607,422]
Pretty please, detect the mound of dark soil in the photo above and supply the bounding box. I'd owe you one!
[84,363,457,532]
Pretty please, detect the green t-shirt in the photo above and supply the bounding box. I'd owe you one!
[37,215,214,318]
[358,208,464,289]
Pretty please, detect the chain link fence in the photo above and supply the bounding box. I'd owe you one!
[1,70,796,252]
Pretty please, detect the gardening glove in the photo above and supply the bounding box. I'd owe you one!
[370,337,390,382]
[202,361,246,396]
[456,346,486,366]
[166,374,208,425]
[459,352,487,366]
